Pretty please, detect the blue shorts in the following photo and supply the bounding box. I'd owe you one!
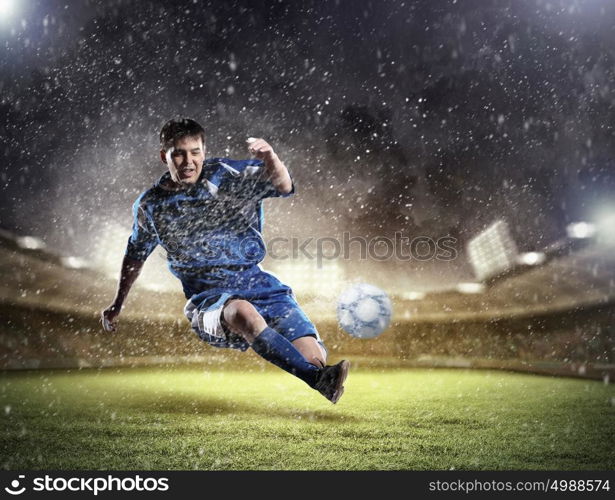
[183,268,323,352]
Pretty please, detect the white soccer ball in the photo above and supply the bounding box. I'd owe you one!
[336,283,392,339]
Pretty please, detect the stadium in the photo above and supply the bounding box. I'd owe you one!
[1,217,613,470]
[1,0,615,474]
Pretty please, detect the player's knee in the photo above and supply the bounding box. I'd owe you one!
[223,299,266,335]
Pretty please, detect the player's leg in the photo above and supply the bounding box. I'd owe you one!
[258,294,349,403]
[222,299,321,387]
[290,334,347,404]
[260,295,327,367]
[185,292,348,403]
[225,299,347,403]
[221,298,267,343]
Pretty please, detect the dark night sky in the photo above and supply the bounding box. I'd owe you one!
[1,0,615,287]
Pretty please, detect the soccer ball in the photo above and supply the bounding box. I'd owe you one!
[336,283,392,339]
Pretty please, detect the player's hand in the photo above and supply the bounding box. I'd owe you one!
[246,137,277,162]
[101,304,121,332]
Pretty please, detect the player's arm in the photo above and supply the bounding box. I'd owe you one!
[101,200,158,332]
[101,256,144,332]
[246,138,293,194]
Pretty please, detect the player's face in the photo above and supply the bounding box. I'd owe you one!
[162,135,206,186]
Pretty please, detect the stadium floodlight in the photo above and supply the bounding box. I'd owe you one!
[516,251,546,266]
[566,222,596,239]
[595,211,615,246]
[456,282,485,294]
[401,291,425,301]
[467,220,519,281]
[0,0,14,19]
[597,212,615,227]
[16,235,46,250]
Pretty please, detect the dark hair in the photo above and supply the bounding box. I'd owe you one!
[159,118,206,150]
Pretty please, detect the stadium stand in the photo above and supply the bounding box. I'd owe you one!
[0,227,613,380]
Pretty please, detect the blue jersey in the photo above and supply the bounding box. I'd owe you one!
[125,157,292,298]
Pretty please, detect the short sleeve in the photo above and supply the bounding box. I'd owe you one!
[124,198,158,262]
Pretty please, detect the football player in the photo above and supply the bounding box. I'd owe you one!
[101,118,349,403]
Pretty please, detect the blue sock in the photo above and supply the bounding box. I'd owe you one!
[251,327,320,387]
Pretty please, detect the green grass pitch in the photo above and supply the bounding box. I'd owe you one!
[1,364,614,470]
